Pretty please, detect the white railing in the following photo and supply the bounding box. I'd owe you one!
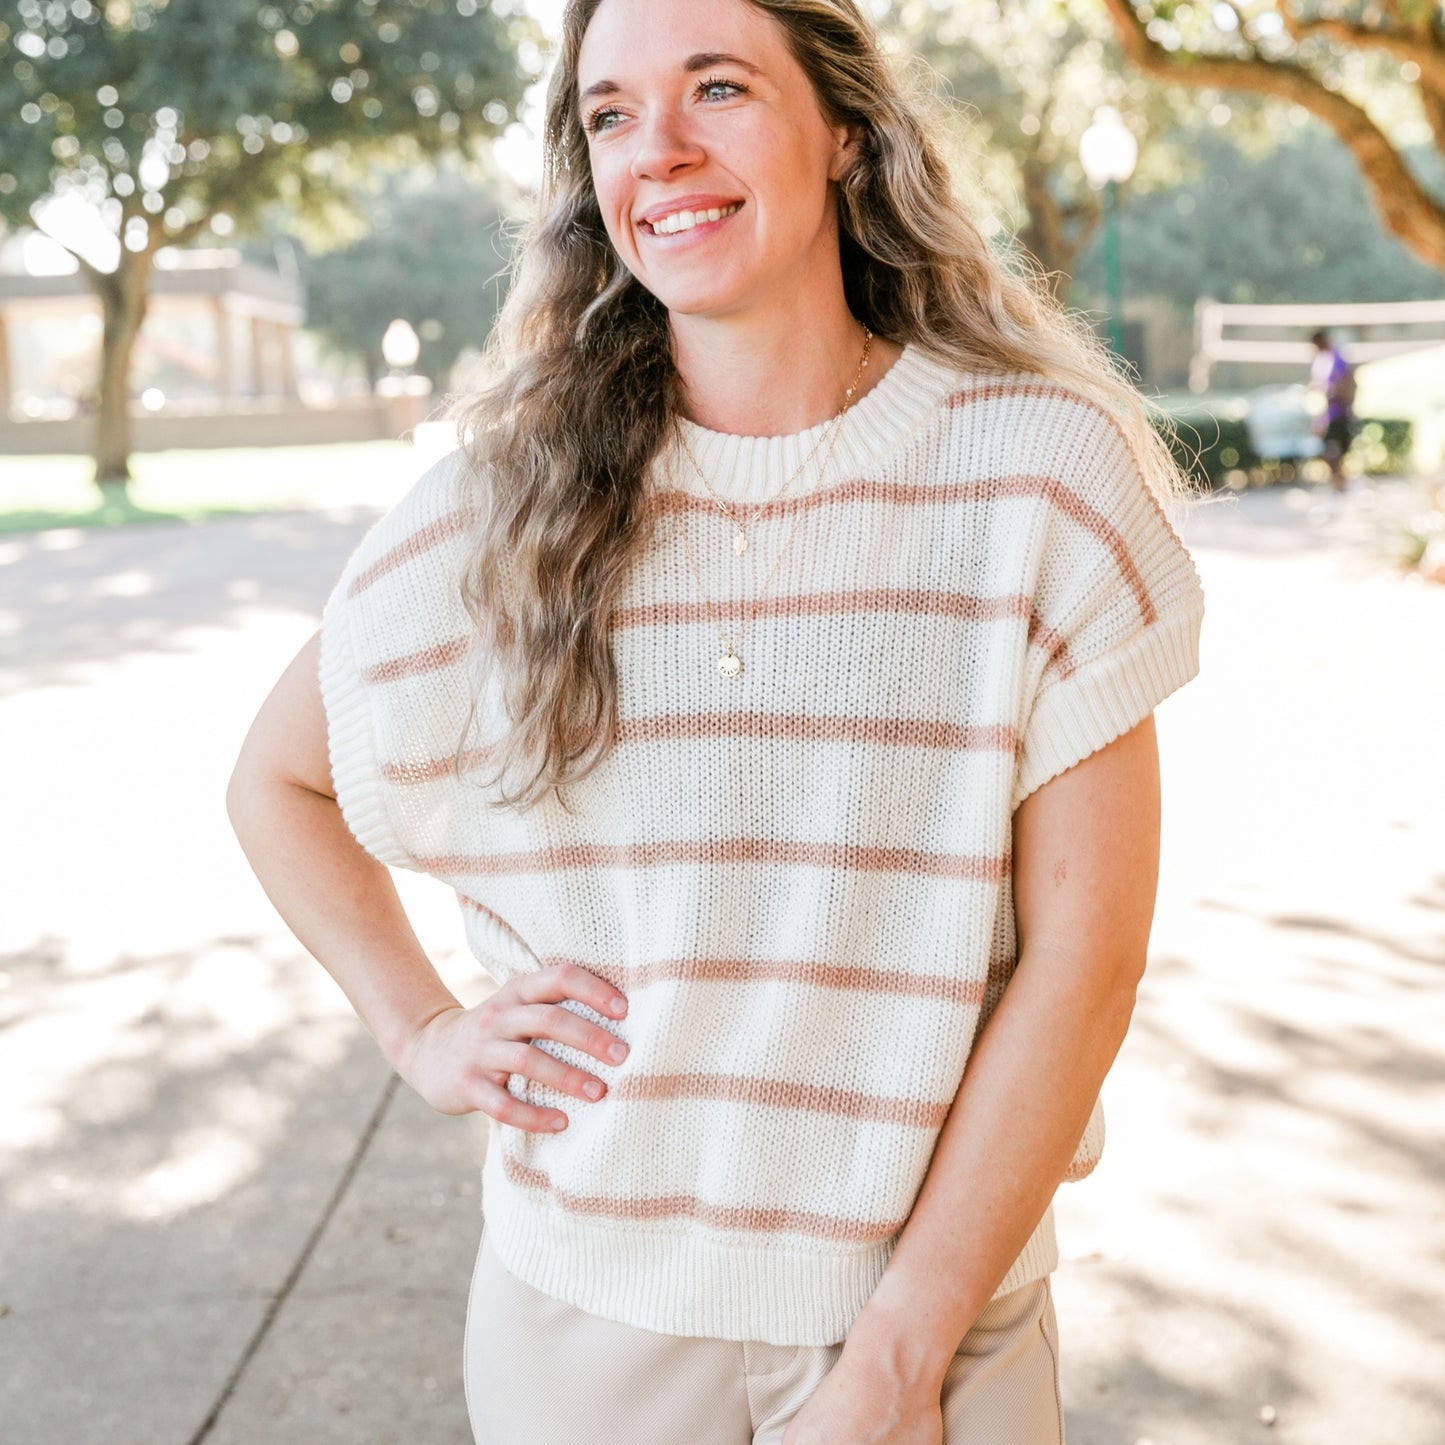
[1190,298,1445,392]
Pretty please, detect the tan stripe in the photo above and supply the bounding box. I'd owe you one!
[347,509,472,598]
[614,588,1031,630]
[456,891,539,953]
[381,745,495,785]
[361,598,1070,694]
[544,955,986,1005]
[946,380,1112,416]
[616,713,1019,753]
[379,716,1017,784]
[1027,613,1077,680]
[650,473,1155,625]
[614,1072,950,1128]
[502,1151,903,1244]
[361,635,469,685]
[948,384,1158,623]
[418,839,1008,882]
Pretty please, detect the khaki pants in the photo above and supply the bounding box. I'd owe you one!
[465,1232,1064,1444]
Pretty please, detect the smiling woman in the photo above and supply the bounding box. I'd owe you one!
[228,1,1205,1442]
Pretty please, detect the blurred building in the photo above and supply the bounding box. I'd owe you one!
[0,239,428,453]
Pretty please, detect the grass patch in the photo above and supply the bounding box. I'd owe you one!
[0,441,417,534]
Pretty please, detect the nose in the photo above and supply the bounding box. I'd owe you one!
[630,108,703,182]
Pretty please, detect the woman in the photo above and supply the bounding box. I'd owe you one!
[228,0,1204,1440]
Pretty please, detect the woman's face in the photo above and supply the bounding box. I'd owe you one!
[576,0,853,324]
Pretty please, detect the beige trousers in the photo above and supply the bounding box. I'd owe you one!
[464,1232,1064,1445]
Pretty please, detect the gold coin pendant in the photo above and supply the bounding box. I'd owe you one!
[718,652,743,678]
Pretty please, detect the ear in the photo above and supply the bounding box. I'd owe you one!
[827,122,864,182]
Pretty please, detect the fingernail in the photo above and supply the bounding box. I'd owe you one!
[583,1080,603,1100]
[608,1042,628,1063]
[610,997,628,1017]
[550,1115,567,1131]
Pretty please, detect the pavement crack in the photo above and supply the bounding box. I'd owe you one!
[185,1070,402,1445]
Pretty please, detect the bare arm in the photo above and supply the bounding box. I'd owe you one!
[785,717,1161,1443]
[226,632,630,1129]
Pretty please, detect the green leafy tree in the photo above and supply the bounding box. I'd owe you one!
[1098,0,1445,274]
[287,161,513,388]
[0,0,535,485]
[882,0,1206,297]
[1071,122,1445,312]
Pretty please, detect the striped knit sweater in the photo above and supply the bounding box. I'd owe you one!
[320,346,1204,1347]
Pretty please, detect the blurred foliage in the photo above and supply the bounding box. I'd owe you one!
[252,161,514,387]
[0,0,537,254]
[878,0,1188,292]
[0,0,537,480]
[1097,0,1445,274]
[1072,123,1445,310]
[1161,396,1412,488]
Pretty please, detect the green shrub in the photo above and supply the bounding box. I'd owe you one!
[1157,400,1413,489]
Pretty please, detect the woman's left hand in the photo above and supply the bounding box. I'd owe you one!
[780,1354,944,1445]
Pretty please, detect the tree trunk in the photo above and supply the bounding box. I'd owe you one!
[1017,156,1101,304]
[88,253,153,490]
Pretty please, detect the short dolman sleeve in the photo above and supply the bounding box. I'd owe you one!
[1013,408,1204,809]
[317,450,480,870]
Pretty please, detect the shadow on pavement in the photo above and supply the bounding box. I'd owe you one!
[0,509,383,697]
[1060,885,1445,1445]
[0,932,481,1445]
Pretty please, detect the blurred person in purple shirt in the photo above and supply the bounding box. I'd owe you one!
[1309,330,1356,493]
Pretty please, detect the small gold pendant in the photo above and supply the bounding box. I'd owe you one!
[718,651,743,678]
[733,531,748,555]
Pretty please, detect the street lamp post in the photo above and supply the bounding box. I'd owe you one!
[377,317,430,438]
[381,317,422,376]
[1079,107,1139,360]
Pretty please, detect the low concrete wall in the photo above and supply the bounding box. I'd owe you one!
[0,394,437,456]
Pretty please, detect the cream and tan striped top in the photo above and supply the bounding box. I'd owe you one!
[320,346,1204,1347]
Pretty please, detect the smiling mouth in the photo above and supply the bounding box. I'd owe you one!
[645,202,742,236]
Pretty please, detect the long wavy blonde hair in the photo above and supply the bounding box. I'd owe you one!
[452,0,1185,807]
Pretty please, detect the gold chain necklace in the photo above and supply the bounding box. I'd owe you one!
[671,330,871,679]
[674,415,846,679]
[676,328,872,557]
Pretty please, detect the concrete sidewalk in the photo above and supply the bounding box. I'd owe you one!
[1,473,1441,1444]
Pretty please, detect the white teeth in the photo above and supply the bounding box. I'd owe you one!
[651,203,739,235]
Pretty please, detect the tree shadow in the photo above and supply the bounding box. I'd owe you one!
[1196,895,1445,971]
[0,931,479,1445]
[0,507,384,697]
[1062,890,1445,1442]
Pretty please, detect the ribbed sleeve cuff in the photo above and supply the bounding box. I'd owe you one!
[318,601,411,870]
[1014,603,1203,809]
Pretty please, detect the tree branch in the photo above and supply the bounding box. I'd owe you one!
[1421,85,1445,160]
[1099,0,1445,271]
[1282,12,1445,97]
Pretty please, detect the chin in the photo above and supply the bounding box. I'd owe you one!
[637,277,754,322]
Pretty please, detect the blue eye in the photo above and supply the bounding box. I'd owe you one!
[585,106,623,135]
[696,76,747,103]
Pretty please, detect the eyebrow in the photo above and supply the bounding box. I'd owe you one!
[579,52,763,105]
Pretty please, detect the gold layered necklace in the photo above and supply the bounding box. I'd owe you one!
[672,327,873,680]
[676,329,872,558]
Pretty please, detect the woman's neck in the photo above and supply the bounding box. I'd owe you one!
[670,306,898,437]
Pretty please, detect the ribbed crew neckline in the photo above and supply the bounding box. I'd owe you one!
[661,344,960,505]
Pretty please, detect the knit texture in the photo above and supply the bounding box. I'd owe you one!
[320,346,1205,1347]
